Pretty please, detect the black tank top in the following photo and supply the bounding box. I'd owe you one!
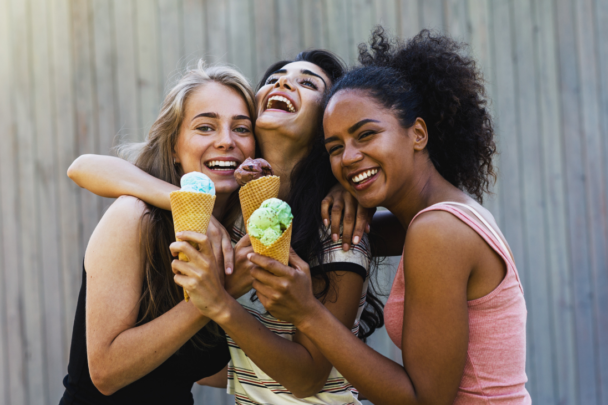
[60,267,230,405]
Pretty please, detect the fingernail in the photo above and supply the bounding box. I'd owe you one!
[332,234,338,242]
[226,267,232,275]
[353,236,360,244]
[343,243,349,251]
[247,253,253,260]
[323,219,329,228]
[366,225,371,233]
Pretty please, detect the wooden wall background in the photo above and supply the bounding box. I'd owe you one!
[0,0,607,404]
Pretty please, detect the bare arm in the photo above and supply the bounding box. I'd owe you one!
[249,212,475,405]
[171,233,363,398]
[67,154,177,210]
[85,196,212,395]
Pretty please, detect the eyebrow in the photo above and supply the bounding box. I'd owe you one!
[269,68,327,88]
[348,119,380,134]
[191,112,251,122]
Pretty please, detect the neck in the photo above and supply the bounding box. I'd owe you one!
[257,129,311,200]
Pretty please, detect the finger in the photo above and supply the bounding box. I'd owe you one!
[340,193,356,250]
[330,199,344,243]
[221,232,235,275]
[234,233,251,249]
[352,204,370,246]
[176,231,209,247]
[251,279,279,303]
[321,196,333,229]
[171,259,200,278]
[288,249,311,277]
[174,274,196,292]
[247,253,293,277]
[170,240,201,259]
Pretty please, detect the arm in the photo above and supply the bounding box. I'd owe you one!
[67,154,177,210]
[85,196,212,395]
[171,233,363,398]
[249,212,475,405]
[68,154,235,273]
[197,365,228,388]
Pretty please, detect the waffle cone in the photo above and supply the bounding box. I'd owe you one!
[239,176,280,231]
[249,221,293,265]
[170,191,216,301]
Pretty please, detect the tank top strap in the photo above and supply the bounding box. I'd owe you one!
[409,202,523,291]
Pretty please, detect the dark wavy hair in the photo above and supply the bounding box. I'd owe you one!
[256,50,385,340]
[326,27,497,202]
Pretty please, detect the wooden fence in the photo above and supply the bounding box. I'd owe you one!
[0,0,607,404]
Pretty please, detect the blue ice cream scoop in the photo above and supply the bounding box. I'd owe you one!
[180,172,215,195]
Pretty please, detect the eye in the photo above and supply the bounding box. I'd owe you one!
[300,79,318,90]
[358,130,375,140]
[327,145,342,155]
[265,76,278,85]
[196,125,213,132]
[234,126,251,134]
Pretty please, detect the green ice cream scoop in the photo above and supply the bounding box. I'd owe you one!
[248,198,293,246]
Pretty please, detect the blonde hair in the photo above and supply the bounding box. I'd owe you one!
[116,61,255,346]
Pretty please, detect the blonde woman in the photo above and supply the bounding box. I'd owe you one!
[60,63,256,405]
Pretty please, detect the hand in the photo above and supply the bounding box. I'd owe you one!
[225,235,255,299]
[249,249,320,326]
[171,231,231,320]
[207,216,235,275]
[321,183,376,251]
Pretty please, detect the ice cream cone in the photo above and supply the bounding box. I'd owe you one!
[239,175,280,231]
[249,221,293,265]
[170,190,216,301]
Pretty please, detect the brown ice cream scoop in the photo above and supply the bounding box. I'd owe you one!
[235,158,274,186]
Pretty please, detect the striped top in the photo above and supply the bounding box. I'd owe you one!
[228,216,371,405]
[384,202,531,404]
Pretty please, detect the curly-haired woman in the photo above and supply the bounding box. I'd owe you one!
[242,28,531,405]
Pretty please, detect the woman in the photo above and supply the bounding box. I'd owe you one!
[60,62,256,404]
[237,29,531,404]
[68,51,383,404]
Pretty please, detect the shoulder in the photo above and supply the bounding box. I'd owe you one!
[407,209,477,249]
[85,196,147,271]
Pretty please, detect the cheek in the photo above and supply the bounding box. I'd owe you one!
[235,136,256,159]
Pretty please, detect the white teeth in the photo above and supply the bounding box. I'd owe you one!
[352,169,378,184]
[267,95,296,113]
[207,161,236,169]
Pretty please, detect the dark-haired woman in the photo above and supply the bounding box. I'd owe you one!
[245,29,531,404]
[68,51,382,404]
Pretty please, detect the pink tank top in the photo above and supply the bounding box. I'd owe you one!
[384,202,531,404]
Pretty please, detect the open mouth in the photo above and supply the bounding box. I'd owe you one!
[350,168,379,186]
[204,160,238,171]
[266,95,296,113]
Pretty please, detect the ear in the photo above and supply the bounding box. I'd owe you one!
[411,118,428,151]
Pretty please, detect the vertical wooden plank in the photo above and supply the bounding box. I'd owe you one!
[467,0,500,220]
[277,0,303,59]
[301,0,326,51]
[10,0,47,402]
[374,0,398,33]
[113,0,142,141]
[0,1,26,403]
[253,0,278,84]
[349,0,376,65]
[444,0,468,42]
[324,0,349,59]
[398,0,421,38]
[50,0,81,357]
[420,0,445,31]
[0,166,8,405]
[205,0,229,64]
[134,0,161,140]
[73,0,101,260]
[159,0,185,87]
[511,0,556,402]
[574,0,608,402]
[183,0,206,64]
[91,0,119,214]
[228,0,255,81]
[30,0,65,400]
[532,0,577,403]
[555,0,599,402]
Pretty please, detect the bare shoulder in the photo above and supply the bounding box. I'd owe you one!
[84,196,148,273]
[406,209,476,249]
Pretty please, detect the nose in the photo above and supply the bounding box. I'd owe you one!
[342,141,363,166]
[275,75,293,91]
[214,125,236,150]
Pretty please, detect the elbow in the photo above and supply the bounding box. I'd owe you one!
[290,378,327,399]
[67,155,87,183]
[89,362,121,396]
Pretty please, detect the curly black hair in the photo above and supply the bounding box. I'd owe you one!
[326,27,497,202]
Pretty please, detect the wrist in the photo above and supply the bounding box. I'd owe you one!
[207,291,239,326]
[293,299,325,334]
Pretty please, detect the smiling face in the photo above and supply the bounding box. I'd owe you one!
[323,90,429,209]
[173,81,255,195]
[254,61,330,148]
